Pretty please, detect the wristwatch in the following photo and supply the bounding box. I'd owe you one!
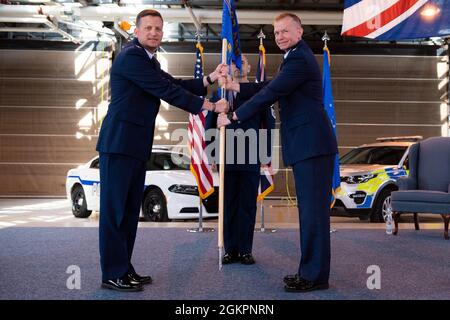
[227,112,235,123]
[206,75,215,85]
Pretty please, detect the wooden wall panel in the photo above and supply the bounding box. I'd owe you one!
[0,79,102,107]
[332,78,443,101]
[328,55,443,79]
[0,107,97,135]
[334,101,443,125]
[0,136,97,163]
[336,125,442,147]
[0,49,111,78]
[0,164,73,196]
[271,169,296,197]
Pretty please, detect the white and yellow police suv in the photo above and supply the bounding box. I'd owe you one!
[334,136,422,222]
[65,147,219,222]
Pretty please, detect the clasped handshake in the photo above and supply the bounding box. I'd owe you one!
[202,63,241,128]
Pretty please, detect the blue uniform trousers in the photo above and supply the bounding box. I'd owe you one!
[292,154,334,284]
[99,153,146,281]
[223,171,260,255]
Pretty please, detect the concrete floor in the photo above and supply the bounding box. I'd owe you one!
[0,198,444,231]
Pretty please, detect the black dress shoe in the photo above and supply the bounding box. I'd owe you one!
[101,275,144,292]
[284,277,329,293]
[128,271,152,285]
[283,274,299,286]
[240,253,255,265]
[222,252,240,264]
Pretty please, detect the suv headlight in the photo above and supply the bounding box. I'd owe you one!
[168,184,199,196]
[341,174,378,184]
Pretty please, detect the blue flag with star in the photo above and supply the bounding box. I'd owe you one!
[323,46,341,207]
[221,0,242,72]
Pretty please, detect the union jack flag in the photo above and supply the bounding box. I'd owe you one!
[256,41,275,202]
[187,42,214,199]
[341,0,450,40]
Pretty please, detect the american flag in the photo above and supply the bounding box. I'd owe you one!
[256,41,275,202]
[341,0,450,40]
[187,42,214,199]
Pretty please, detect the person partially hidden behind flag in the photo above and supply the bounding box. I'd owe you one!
[96,9,229,292]
[207,54,273,265]
[218,13,338,292]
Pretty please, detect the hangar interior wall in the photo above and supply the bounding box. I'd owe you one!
[0,46,448,197]
[0,46,110,196]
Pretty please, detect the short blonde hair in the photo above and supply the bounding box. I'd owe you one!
[274,13,302,27]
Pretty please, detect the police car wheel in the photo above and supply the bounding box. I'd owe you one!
[71,185,92,218]
[370,189,393,223]
[381,195,393,222]
[142,188,169,222]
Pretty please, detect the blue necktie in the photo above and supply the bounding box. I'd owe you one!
[152,56,161,72]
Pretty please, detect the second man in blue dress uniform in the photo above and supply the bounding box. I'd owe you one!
[207,55,274,265]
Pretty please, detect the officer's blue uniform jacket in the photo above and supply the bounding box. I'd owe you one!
[96,38,206,161]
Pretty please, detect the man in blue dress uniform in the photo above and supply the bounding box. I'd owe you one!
[218,13,338,292]
[208,55,274,265]
[96,9,228,291]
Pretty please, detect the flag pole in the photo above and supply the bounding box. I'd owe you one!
[322,30,337,234]
[322,30,330,49]
[254,29,276,234]
[218,38,227,270]
[184,1,215,234]
[254,199,276,233]
[187,32,215,234]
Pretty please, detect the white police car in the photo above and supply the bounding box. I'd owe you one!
[334,136,422,222]
[65,147,219,222]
